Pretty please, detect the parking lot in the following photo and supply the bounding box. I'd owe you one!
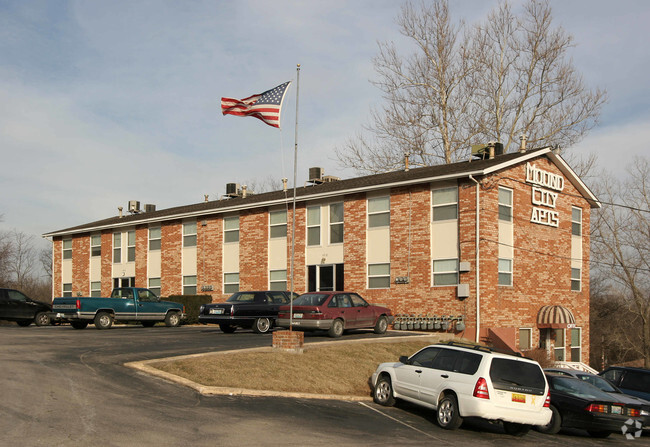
[0,325,636,446]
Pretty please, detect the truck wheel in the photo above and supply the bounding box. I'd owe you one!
[164,311,181,327]
[94,311,113,330]
[34,312,51,327]
[71,321,88,330]
[253,317,271,334]
[219,324,236,333]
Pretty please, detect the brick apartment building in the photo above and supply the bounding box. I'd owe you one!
[44,146,599,362]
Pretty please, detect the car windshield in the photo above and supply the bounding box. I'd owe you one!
[490,358,546,395]
[227,292,256,303]
[577,374,618,393]
[551,376,614,400]
[293,294,329,306]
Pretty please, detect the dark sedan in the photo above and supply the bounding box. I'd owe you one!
[537,373,646,438]
[600,366,650,402]
[0,288,51,326]
[276,291,393,338]
[198,291,297,334]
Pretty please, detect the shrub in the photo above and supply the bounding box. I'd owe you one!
[165,295,212,324]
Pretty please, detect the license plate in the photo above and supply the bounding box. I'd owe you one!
[512,393,526,403]
[56,313,64,318]
[611,405,622,414]
[209,308,224,315]
[294,313,303,319]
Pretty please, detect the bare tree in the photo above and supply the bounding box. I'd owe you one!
[336,0,606,174]
[591,157,650,367]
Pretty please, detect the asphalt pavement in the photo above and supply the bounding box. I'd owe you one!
[0,324,636,446]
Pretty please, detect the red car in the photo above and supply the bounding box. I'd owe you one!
[276,291,394,338]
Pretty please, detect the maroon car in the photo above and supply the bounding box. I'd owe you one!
[276,291,393,338]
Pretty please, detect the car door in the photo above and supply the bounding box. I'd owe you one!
[329,294,355,327]
[420,348,461,405]
[266,292,289,317]
[393,347,443,402]
[349,293,374,328]
[0,289,11,319]
[6,289,32,319]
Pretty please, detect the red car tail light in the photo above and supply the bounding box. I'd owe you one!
[308,310,324,318]
[544,390,551,408]
[76,299,81,309]
[473,377,490,399]
[585,404,607,414]
[628,408,641,417]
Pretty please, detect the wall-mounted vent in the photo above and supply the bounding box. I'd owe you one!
[225,183,240,197]
[144,204,156,213]
[128,200,141,214]
[457,284,470,299]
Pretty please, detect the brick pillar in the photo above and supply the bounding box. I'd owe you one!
[272,330,304,354]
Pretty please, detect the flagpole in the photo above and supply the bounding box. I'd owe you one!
[289,64,300,331]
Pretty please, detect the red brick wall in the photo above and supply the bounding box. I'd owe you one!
[287,204,306,293]
[240,210,269,290]
[197,216,223,301]
[135,226,148,288]
[72,234,90,295]
[52,237,62,299]
[101,231,112,296]
[161,220,182,296]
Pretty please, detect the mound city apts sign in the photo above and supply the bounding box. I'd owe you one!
[526,162,564,228]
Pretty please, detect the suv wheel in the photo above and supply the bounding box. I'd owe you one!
[34,312,51,326]
[437,395,463,430]
[535,405,561,434]
[373,375,396,406]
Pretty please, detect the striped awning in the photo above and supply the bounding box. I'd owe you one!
[537,305,576,329]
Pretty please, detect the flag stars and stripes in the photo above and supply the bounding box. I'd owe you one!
[221,81,291,128]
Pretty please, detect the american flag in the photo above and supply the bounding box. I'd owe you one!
[221,81,291,128]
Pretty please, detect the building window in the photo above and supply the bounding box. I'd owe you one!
[519,328,532,351]
[270,210,287,238]
[498,187,513,222]
[571,267,581,291]
[433,259,458,286]
[149,227,161,251]
[113,233,121,264]
[498,258,513,286]
[368,263,390,289]
[368,196,390,228]
[62,238,72,260]
[224,216,239,243]
[91,235,101,257]
[148,278,161,296]
[553,328,565,361]
[572,207,582,236]
[183,275,197,295]
[224,273,239,294]
[269,270,287,291]
[183,221,197,247]
[570,327,581,362]
[91,281,101,297]
[432,187,458,221]
[63,283,72,297]
[127,230,136,262]
[329,203,344,244]
[307,206,321,246]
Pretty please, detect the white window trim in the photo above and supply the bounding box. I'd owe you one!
[113,233,121,264]
[432,258,459,286]
[149,226,161,251]
[570,327,582,362]
[368,196,390,228]
[90,234,101,257]
[571,206,582,237]
[62,238,72,260]
[269,269,287,290]
[368,263,391,289]
[571,267,581,292]
[224,216,240,244]
[183,221,197,247]
[127,230,136,263]
[329,202,344,244]
[498,258,513,286]
[498,186,513,222]
[519,327,532,351]
[269,210,287,239]
[307,205,321,247]
[224,272,240,294]
[432,187,458,222]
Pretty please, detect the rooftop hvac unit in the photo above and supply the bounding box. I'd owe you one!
[322,175,340,183]
[226,183,240,197]
[309,167,324,183]
[128,200,140,213]
[144,204,156,213]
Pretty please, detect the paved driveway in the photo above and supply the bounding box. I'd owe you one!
[0,325,633,446]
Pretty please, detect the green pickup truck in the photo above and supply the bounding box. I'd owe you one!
[52,287,185,330]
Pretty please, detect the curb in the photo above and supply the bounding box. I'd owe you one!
[125,333,443,401]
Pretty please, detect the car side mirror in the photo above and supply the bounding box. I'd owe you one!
[399,355,410,365]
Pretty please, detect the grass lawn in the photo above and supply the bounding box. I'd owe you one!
[152,335,452,397]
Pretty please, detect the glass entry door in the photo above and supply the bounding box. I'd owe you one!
[307,264,344,292]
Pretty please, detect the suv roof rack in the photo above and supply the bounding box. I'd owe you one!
[437,340,523,357]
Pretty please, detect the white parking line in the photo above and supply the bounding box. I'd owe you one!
[358,402,452,444]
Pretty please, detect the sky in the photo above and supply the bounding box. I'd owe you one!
[1,0,649,250]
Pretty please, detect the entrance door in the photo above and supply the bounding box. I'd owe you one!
[114,277,135,289]
[307,264,344,292]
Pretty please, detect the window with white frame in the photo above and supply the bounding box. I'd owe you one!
[224,273,240,294]
[329,202,343,244]
[498,258,513,286]
[368,196,390,228]
[148,278,161,296]
[91,235,101,257]
[183,221,197,247]
[183,275,197,295]
[498,187,513,222]
[307,206,321,246]
[432,187,458,221]
[63,238,72,260]
[570,327,581,362]
[62,283,72,297]
[113,233,121,264]
[432,259,458,286]
[572,207,582,236]
[91,281,102,297]
[368,263,390,289]
[571,267,581,291]
[269,210,287,238]
[269,270,287,290]
[553,328,565,361]
[519,328,532,351]
[127,230,136,262]
[149,227,161,251]
[224,216,239,243]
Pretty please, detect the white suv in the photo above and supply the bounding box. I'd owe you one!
[371,341,552,436]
